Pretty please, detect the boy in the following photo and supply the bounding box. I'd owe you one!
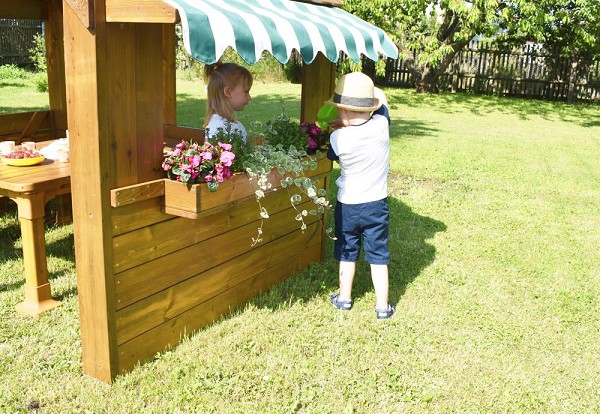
[326,72,394,319]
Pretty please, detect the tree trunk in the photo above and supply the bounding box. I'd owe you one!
[416,67,440,93]
[415,40,470,93]
[567,58,578,103]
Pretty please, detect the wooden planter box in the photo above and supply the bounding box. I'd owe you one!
[162,156,333,218]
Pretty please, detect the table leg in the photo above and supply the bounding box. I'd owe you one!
[14,194,61,316]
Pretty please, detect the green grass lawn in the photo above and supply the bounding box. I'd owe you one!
[1,74,599,413]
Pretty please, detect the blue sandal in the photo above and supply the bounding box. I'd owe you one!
[330,293,353,311]
[375,303,395,319]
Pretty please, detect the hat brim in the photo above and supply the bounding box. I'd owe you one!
[324,98,381,113]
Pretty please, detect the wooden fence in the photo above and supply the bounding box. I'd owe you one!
[368,40,600,102]
[0,19,42,67]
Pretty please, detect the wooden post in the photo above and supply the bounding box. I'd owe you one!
[300,53,336,261]
[63,0,117,384]
[46,0,68,135]
[63,0,171,383]
[300,53,336,123]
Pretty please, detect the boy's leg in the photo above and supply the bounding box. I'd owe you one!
[338,260,356,301]
[370,264,389,310]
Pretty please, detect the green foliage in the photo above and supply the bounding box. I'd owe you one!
[207,123,254,173]
[0,64,29,80]
[28,32,47,73]
[33,72,48,92]
[343,0,502,91]
[260,112,307,151]
[344,0,599,92]
[498,0,600,61]
[283,59,302,83]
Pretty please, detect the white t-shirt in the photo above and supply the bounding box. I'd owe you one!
[330,114,389,204]
[205,114,248,141]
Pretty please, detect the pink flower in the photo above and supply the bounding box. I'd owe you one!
[189,155,201,167]
[163,138,237,186]
[307,137,318,149]
[220,150,235,167]
[218,142,232,151]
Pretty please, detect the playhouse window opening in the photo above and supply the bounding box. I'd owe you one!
[175,45,305,134]
[0,19,49,115]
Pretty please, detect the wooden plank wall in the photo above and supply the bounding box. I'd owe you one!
[110,177,329,374]
[0,111,55,142]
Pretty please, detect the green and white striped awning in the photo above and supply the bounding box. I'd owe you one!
[164,0,398,65]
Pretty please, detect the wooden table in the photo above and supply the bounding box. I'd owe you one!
[0,147,71,316]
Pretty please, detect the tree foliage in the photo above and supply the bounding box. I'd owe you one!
[498,0,599,60]
[343,0,503,92]
[343,0,600,95]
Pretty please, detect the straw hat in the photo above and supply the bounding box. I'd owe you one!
[325,72,381,112]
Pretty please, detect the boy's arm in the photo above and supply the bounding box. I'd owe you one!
[374,104,391,125]
[327,144,339,162]
[327,132,340,162]
[373,87,391,125]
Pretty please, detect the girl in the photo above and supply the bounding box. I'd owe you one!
[204,62,253,141]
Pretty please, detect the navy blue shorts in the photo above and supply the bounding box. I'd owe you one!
[334,198,390,265]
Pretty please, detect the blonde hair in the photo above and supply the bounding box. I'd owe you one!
[203,62,253,127]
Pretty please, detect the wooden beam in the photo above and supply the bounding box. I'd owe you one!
[63,0,94,28]
[0,111,50,137]
[105,0,177,23]
[301,53,336,123]
[18,111,49,144]
[0,0,48,19]
[46,0,68,135]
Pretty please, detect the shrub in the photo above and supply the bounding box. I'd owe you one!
[261,112,307,151]
[33,73,48,92]
[0,64,29,80]
[28,33,47,73]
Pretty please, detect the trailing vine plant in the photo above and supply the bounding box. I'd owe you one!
[243,143,335,246]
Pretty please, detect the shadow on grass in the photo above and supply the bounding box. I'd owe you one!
[390,117,439,140]
[0,105,49,115]
[389,88,599,128]
[0,211,76,293]
[248,170,446,311]
[0,80,29,88]
[342,196,447,307]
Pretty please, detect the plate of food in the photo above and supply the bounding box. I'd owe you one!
[2,147,46,166]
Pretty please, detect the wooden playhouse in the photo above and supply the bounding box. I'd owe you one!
[1,0,396,383]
